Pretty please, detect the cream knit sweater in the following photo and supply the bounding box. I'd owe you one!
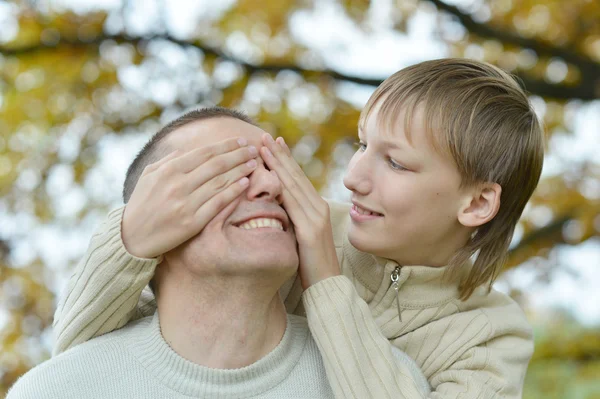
[51,200,533,398]
[9,313,337,398]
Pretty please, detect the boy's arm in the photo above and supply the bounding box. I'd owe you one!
[303,276,533,399]
[52,206,159,356]
[280,199,352,316]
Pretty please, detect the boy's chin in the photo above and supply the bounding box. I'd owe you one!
[348,228,398,261]
[347,228,376,253]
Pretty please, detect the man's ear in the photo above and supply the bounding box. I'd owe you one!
[457,182,502,228]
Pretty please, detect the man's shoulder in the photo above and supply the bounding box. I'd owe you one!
[56,314,152,355]
[286,314,313,351]
[287,313,309,326]
[7,316,153,399]
[7,342,117,399]
[284,315,334,397]
[287,314,328,364]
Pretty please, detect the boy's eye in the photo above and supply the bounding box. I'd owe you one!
[354,141,367,152]
[388,158,408,171]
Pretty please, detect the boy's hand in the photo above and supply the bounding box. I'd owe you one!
[260,134,341,290]
[122,137,258,259]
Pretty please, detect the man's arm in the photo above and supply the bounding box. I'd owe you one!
[52,206,158,356]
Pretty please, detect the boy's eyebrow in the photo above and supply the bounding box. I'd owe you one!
[381,140,402,150]
[358,127,404,150]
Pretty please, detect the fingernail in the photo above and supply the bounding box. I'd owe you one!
[248,146,257,156]
[239,177,249,186]
[237,138,247,147]
[266,134,275,143]
[246,159,257,168]
[281,137,288,149]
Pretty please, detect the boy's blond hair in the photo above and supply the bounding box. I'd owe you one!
[360,58,544,300]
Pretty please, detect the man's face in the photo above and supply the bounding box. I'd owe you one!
[163,117,298,280]
[343,102,472,266]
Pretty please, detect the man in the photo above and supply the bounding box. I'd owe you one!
[8,108,428,398]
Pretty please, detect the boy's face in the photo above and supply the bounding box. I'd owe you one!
[343,102,475,266]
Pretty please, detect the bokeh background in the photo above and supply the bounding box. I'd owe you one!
[0,0,599,397]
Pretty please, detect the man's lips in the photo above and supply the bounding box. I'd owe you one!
[233,212,289,231]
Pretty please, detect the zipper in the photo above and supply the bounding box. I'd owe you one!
[390,266,402,322]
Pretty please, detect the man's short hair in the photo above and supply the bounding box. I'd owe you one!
[122,107,256,203]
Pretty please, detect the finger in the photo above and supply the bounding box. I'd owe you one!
[261,135,316,199]
[276,137,291,156]
[263,135,307,184]
[192,177,250,227]
[279,184,306,224]
[184,146,258,194]
[260,146,317,215]
[143,149,182,174]
[172,137,252,174]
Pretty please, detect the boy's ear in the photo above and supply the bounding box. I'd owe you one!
[457,183,502,228]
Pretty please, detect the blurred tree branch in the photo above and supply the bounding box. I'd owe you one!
[0,34,384,86]
[427,0,600,100]
[1,30,598,100]
[510,215,572,255]
[428,0,595,66]
[0,239,10,262]
[505,214,572,269]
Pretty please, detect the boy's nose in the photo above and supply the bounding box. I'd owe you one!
[343,155,372,195]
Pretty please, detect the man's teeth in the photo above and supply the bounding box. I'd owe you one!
[239,218,284,230]
[355,205,381,216]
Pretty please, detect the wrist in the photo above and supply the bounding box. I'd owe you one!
[301,266,341,291]
[121,206,154,259]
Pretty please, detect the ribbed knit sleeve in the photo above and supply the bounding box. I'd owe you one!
[52,206,158,356]
[303,276,426,398]
[302,275,532,399]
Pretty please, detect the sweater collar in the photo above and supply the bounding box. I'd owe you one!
[342,234,465,306]
[125,312,308,398]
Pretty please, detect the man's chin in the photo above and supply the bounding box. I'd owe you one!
[258,254,299,271]
[231,241,298,268]
[240,257,299,284]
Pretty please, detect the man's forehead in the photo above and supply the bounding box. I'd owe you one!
[165,117,267,149]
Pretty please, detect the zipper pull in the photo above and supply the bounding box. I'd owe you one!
[390,266,402,322]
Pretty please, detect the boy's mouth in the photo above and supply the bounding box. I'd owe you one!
[351,201,383,215]
[350,203,383,222]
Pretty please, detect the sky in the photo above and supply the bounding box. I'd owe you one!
[1,0,599,330]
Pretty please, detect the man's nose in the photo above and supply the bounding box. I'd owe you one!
[245,162,283,204]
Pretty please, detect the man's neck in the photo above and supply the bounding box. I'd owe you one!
[156,274,288,369]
